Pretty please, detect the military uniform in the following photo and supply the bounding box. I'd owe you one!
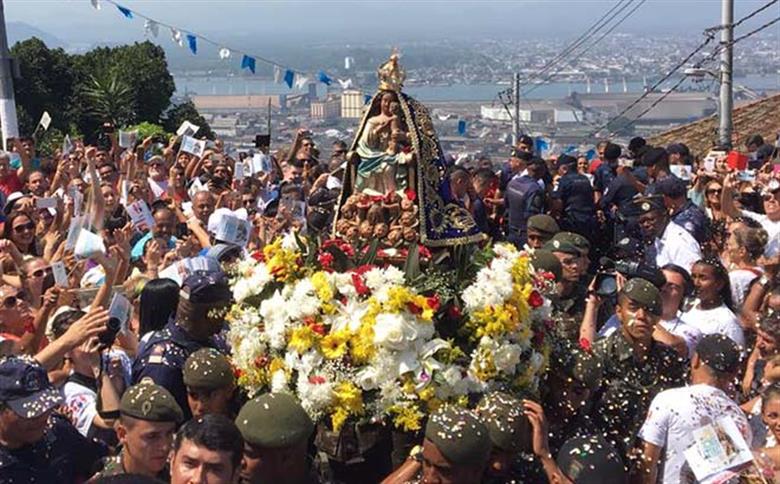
[183,348,241,418]
[504,173,544,248]
[588,279,687,464]
[0,356,108,483]
[236,393,321,484]
[90,379,182,481]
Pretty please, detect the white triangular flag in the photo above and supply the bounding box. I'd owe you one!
[90,0,101,10]
[144,19,159,37]
[273,66,282,84]
[219,48,231,60]
[337,78,353,89]
[171,28,183,47]
[38,111,51,131]
[295,75,309,90]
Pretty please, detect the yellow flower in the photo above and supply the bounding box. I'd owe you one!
[389,405,424,432]
[320,331,349,360]
[417,385,435,401]
[349,323,375,364]
[331,407,349,432]
[310,272,334,302]
[333,381,364,414]
[289,326,317,354]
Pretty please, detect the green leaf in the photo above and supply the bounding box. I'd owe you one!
[404,243,420,283]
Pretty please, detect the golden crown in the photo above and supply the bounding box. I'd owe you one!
[377,49,405,92]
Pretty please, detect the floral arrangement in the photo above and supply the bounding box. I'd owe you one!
[227,235,553,432]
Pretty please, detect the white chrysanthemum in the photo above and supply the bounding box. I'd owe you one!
[332,272,358,299]
[287,279,321,320]
[494,343,522,374]
[249,262,272,288]
[493,243,519,260]
[383,266,405,286]
[373,313,435,351]
[270,369,288,392]
[232,278,254,303]
[363,267,387,292]
[297,376,335,417]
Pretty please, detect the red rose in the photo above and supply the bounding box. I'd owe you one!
[318,252,334,269]
[404,188,417,202]
[579,338,592,353]
[251,251,265,262]
[407,302,422,315]
[310,324,326,336]
[351,273,370,296]
[528,290,544,309]
[427,295,441,311]
[309,375,326,384]
[447,304,462,319]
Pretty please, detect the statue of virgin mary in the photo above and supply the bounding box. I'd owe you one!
[333,52,484,247]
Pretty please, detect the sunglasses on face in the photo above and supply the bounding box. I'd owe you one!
[13,222,35,233]
[1,292,25,308]
[29,267,52,278]
[707,188,722,195]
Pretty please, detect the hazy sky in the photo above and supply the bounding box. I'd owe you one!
[5,0,779,45]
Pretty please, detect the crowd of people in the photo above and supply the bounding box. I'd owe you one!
[0,124,779,484]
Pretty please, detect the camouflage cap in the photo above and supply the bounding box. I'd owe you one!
[527,214,560,237]
[475,392,531,452]
[120,379,184,423]
[621,277,662,316]
[550,340,603,389]
[183,348,235,391]
[553,232,590,254]
[424,405,491,467]
[556,434,627,484]
[236,393,314,449]
[531,250,563,282]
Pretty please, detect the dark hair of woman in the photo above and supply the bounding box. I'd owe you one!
[138,278,180,336]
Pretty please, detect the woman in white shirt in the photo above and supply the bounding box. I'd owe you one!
[725,224,767,311]
[681,258,745,348]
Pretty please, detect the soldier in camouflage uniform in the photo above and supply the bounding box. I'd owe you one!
[588,278,686,467]
[92,379,183,481]
[183,348,239,419]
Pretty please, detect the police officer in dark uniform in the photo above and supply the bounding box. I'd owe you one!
[132,269,233,420]
[0,355,108,482]
[505,155,545,248]
[593,142,622,204]
[655,175,709,244]
[551,154,597,239]
[589,278,686,466]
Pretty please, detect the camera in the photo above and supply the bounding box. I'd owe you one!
[593,257,666,299]
[99,317,122,349]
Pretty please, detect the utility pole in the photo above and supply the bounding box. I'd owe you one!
[0,0,17,151]
[513,72,520,145]
[719,0,733,148]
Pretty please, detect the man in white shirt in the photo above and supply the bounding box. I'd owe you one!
[722,174,780,258]
[636,195,702,273]
[635,334,751,483]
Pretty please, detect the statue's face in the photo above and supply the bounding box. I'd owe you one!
[381,93,395,115]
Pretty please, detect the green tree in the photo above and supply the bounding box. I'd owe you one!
[10,37,74,136]
[82,72,135,127]
[127,121,168,141]
[163,99,214,140]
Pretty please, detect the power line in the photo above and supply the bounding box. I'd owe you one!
[593,13,780,137]
[705,0,779,33]
[522,0,647,98]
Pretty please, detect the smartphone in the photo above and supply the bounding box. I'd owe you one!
[737,170,756,182]
[36,197,57,209]
[618,158,634,168]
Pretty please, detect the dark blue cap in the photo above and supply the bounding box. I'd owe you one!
[0,355,62,418]
[180,269,232,305]
[655,176,688,198]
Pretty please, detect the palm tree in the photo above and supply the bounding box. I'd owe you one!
[82,71,135,127]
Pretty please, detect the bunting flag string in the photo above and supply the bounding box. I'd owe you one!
[186,34,197,55]
[101,0,342,91]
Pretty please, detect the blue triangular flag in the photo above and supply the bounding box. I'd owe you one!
[241,55,256,74]
[564,145,576,154]
[116,4,133,18]
[318,71,333,86]
[535,138,549,153]
[457,120,467,135]
[186,34,197,55]
[364,95,372,105]
[284,69,295,89]
[585,149,596,161]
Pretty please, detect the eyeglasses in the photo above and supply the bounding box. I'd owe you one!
[13,221,35,233]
